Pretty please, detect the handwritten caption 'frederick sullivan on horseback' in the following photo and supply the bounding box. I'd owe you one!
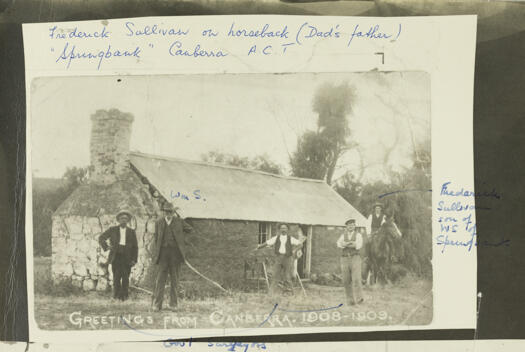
[47,19,402,70]
[435,181,508,253]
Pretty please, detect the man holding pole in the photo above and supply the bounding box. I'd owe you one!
[255,223,305,295]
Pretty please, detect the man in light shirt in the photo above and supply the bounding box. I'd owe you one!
[256,223,305,295]
[98,210,138,301]
[363,202,386,284]
[366,202,386,236]
[337,218,364,305]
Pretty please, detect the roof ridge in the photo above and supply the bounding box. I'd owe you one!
[129,150,326,184]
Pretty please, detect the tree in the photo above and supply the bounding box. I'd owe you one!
[201,151,283,175]
[290,82,356,184]
[289,131,331,180]
[334,139,432,278]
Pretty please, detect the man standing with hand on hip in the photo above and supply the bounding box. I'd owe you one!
[151,202,192,311]
[98,210,138,301]
[337,218,364,306]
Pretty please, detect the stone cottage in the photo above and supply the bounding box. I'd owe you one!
[50,108,366,292]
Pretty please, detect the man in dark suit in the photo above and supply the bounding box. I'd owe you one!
[98,210,138,301]
[151,202,192,311]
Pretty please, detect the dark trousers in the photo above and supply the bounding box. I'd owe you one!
[112,253,131,300]
[153,247,183,309]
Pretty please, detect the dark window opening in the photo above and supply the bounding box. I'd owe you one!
[258,222,271,244]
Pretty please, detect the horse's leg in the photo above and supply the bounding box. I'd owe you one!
[372,264,378,285]
[379,260,389,285]
[378,264,384,285]
[368,259,374,286]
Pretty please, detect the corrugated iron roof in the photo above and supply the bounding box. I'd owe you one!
[130,151,367,227]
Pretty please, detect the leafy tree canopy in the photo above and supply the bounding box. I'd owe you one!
[291,82,356,184]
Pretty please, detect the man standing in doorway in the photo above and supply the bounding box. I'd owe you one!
[337,218,364,306]
[151,202,192,311]
[256,223,305,295]
[98,210,138,301]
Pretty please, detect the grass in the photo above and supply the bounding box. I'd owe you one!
[34,257,433,331]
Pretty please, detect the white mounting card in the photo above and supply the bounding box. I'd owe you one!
[23,15,477,342]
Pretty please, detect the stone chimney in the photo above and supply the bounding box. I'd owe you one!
[90,108,134,184]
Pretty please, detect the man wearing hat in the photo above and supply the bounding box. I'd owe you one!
[337,218,364,305]
[98,210,138,301]
[255,223,305,295]
[366,202,386,236]
[151,202,192,311]
[362,203,386,284]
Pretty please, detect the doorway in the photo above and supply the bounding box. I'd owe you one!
[297,225,312,278]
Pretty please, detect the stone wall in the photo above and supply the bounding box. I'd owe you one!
[51,103,160,290]
[50,214,342,292]
[50,216,269,292]
[51,213,158,291]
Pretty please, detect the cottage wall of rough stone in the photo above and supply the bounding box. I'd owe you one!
[51,210,341,292]
[51,213,158,291]
[50,108,162,291]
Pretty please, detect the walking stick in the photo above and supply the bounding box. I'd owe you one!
[262,261,271,292]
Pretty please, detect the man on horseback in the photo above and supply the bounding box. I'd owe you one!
[367,202,386,236]
[337,218,365,306]
[362,202,385,284]
[365,203,404,285]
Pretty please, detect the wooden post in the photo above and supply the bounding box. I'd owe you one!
[262,261,270,293]
[296,272,307,297]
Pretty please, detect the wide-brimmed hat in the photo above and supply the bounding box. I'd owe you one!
[162,202,177,212]
[372,202,384,209]
[345,218,356,225]
[115,210,132,220]
[278,222,290,229]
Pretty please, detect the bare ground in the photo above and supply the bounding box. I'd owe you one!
[34,258,433,331]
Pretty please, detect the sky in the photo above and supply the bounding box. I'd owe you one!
[30,71,430,182]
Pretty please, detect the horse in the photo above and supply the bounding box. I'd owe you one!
[365,216,404,285]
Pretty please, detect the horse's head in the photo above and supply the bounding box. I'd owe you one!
[378,217,394,236]
[379,213,402,237]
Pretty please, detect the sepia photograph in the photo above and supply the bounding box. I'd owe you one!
[29,71,432,332]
